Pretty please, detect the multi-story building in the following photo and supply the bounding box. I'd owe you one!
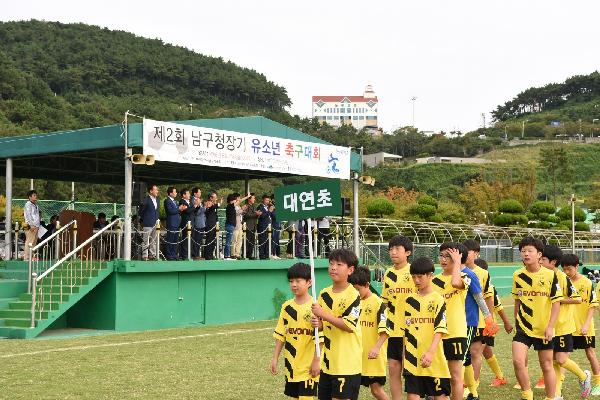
[312,85,378,129]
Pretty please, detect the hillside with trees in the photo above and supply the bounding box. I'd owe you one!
[0,20,290,136]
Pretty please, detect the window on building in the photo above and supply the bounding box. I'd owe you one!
[334,116,339,120]
[353,116,358,120]
[346,108,351,113]
[327,116,333,120]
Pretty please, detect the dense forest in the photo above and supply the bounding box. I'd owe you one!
[0,20,290,136]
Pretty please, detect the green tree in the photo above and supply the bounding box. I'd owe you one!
[366,198,395,218]
[538,146,574,207]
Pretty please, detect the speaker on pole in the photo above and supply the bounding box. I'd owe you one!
[132,182,147,206]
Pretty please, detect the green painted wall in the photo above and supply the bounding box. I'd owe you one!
[45,261,597,334]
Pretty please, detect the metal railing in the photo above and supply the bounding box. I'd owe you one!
[30,218,122,328]
[28,220,77,293]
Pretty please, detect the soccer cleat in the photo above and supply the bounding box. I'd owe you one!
[591,384,600,396]
[513,382,522,389]
[490,377,508,387]
[535,376,545,389]
[581,370,592,398]
[466,394,479,400]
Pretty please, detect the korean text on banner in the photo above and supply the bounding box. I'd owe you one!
[274,180,341,221]
[142,118,351,180]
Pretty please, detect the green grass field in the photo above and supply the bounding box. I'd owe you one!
[0,300,597,399]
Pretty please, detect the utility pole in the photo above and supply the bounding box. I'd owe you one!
[411,97,417,127]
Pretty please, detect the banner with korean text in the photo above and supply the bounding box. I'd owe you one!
[274,180,341,221]
[142,119,351,179]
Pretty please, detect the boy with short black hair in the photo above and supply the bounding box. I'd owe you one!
[311,249,362,400]
[349,266,390,400]
[401,257,450,400]
[474,258,513,387]
[462,239,495,395]
[432,243,472,400]
[541,245,591,398]
[561,253,599,395]
[271,262,322,400]
[382,235,415,400]
[511,237,562,400]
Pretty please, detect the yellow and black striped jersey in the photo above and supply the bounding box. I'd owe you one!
[511,267,563,339]
[432,272,470,338]
[273,299,322,382]
[471,265,494,329]
[571,276,598,336]
[400,291,450,378]
[381,265,415,338]
[318,284,362,375]
[554,269,581,336]
[359,293,389,377]
[491,285,503,313]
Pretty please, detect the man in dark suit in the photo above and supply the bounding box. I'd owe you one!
[139,184,160,260]
[178,188,193,260]
[257,195,273,260]
[242,193,261,259]
[164,186,184,261]
[203,191,220,260]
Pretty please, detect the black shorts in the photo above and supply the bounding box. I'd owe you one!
[443,337,468,361]
[512,330,553,351]
[573,335,596,350]
[553,334,574,353]
[361,376,386,387]
[318,372,361,400]
[285,378,318,398]
[387,337,404,361]
[404,374,451,397]
[471,327,495,346]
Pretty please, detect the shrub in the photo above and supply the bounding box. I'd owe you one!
[576,222,591,231]
[556,206,586,222]
[366,198,396,218]
[511,214,529,226]
[428,214,444,223]
[498,199,524,213]
[417,194,438,208]
[546,215,561,224]
[529,201,555,215]
[492,213,514,227]
[408,204,437,219]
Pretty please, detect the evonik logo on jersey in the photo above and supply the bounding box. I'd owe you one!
[285,327,315,335]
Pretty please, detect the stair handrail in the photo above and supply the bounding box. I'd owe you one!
[28,219,76,293]
[30,218,122,328]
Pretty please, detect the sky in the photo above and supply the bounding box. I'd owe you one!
[3,0,600,133]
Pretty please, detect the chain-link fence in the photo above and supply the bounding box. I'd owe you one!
[11,199,125,222]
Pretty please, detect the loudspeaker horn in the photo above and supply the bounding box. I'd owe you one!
[131,154,146,165]
[145,154,155,166]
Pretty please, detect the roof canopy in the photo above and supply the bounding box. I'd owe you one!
[0,116,361,185]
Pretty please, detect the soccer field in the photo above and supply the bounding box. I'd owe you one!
[0,302,596,399]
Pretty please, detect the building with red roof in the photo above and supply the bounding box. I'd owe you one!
[312,85,378,129]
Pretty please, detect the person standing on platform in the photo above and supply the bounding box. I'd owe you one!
[232,193,248,260]
[317,216,331,258]
[243,193,261,260]
[164,186,183,261]
[203,191,220,260]
[23,189,40,260]
[224,193,237,259]
[191,187,205,260]
[178,188,193,260]
[257,195,273,260]
[270,201,281,259]
[139,184,159,261]
[93,213,108,229]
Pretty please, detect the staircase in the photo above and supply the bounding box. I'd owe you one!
[0,219,121,339]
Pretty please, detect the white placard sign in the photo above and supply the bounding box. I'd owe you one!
[142,119,351,180]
